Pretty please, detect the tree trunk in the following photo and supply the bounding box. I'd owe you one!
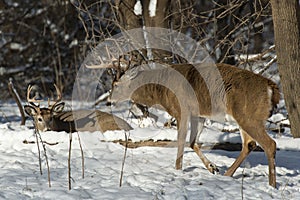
[114,0,193,64]
[270,0,300,138]
[115,0,142,30]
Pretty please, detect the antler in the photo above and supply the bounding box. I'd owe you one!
[85,44,133,82]
[27,85,42,106]
[48,84,62,108]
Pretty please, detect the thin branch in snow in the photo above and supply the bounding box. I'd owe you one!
[77,132,85,179]
[119,131,130,187]
[68,126,73,190]
[34,126,52,187]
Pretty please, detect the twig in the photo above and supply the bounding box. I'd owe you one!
[258,55,277,75]
[0,109,9,124]
[119,131,129,187]
[37,130,51,187]
[34,126,43,176]
[7,78,26,125]
[281,179,290,200]
[34,124,51,187]
[23,140,59,146]
[68,129,73,190]
[77,132,85,179]
[238,45,275,64]
[241,168,245,200]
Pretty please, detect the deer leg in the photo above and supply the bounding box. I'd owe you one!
[228,123,276,188]
[190,117,219,174]
[259,131,276,188]
[175,117,189,170]
[240,123,276,187]
[224,129,256,176]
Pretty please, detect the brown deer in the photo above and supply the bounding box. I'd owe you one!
[24,84,132,133]
[88,62,279,188]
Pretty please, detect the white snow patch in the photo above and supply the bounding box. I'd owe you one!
[149,0,157,17]
[0,102,299,199]
[134,0,142,15]
[69,39,78,48]
[10,43,24,51]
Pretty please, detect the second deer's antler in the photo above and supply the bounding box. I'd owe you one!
[27,85,42,106]
[48,84,62,108]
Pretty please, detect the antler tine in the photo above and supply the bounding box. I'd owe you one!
[47,84,62,108]
[85,55,119,70]
[85,46,132,82]
[54,84,62,102]
[26,85,42,106]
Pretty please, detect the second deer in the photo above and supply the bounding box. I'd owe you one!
[24,84,132,133]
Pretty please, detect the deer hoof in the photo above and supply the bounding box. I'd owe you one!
[208,163,219,174]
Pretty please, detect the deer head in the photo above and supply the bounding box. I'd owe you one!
[24,84,64,131]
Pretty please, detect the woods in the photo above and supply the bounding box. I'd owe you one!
[1,1,299,135]
[1,1,300,197]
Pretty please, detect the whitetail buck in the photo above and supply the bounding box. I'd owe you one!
[88,62,279,187]
[24,84,132,133]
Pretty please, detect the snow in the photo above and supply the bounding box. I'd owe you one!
[9,43,24,51]
[149,0,157,17]
[1,103,300,199]
[134,0,142,16]
[133,0,157,17]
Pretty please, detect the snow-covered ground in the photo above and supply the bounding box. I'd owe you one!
[0,102,300,199]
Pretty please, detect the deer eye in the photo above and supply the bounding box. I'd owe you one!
[38,117,43,122]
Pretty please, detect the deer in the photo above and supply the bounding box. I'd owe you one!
[24,84,132,133]
[87,61,280,188]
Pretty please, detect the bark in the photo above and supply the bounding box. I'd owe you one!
[115,0,142,30]
[114,0,193,64]
[271,0,300,138]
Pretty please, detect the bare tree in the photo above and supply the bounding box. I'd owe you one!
[113,0,196,64]
[270,0,300,138]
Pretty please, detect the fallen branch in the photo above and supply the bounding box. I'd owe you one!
[113,139,264,152]
[23,140,59,146]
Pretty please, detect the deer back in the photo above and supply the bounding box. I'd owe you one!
[110,63,279,122]
[67,109,132,132]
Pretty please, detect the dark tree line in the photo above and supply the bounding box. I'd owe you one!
[0,0,273,98]
[1,0,299,137]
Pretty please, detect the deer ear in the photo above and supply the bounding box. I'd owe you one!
[52,102,65,114]
[24,105,37,116]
